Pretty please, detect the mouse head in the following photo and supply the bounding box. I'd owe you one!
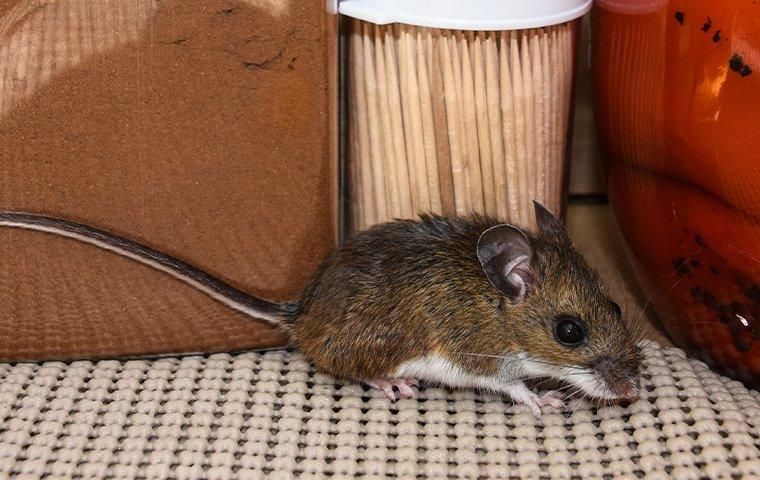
[476,201,642,401]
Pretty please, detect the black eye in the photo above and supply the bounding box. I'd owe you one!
[611,302,622,318]
[554,317,587,347]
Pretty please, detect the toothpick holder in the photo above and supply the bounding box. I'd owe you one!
[340,0,589,232]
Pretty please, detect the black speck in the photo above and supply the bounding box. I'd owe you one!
[675,11,685,25]
[745,284,760,302]
[710,266,720,275]
[694,234,706,248]
[672,257,690,276]
[217,7,237,15]
[242,51,283,70]
[729,53,743,71]
[712,29,721,43]
[690,259,701,268]
[728,53,752,77]
[702,17,712,32]
[735,340,752,352]
[729,53,752,76]
[692,286,720,311]
[692,285,757,347]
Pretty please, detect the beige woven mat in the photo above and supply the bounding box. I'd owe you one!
[0,343,757,479]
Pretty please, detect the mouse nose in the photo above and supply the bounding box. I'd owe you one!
[595,356,640,400]
[618,380,639,400]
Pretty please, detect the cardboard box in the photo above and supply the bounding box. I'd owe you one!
[0,0,338,360]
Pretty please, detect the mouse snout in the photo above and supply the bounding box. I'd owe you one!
[594,356,640,400]
[615,376,640,400]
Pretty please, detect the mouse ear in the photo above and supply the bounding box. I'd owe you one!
[477,225,535,303]
[533,200,569,241]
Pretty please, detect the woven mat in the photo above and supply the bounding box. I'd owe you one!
[0,343,758,479]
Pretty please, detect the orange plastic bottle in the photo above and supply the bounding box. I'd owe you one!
[594,0,759,387]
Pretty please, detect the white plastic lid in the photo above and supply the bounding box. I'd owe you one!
[338,0,592,30]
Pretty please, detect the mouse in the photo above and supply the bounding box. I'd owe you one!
[0,201,641,415]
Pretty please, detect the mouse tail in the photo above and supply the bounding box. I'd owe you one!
[0,211,299,325]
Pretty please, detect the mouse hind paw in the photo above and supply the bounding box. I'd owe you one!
[366,378,418,401]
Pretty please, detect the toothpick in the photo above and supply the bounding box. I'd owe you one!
[351,21,376,227]
[459,31,485,213]
[471,31,496,216]
[440,33,468,215]
[429,30,456,215]
[520,30,536,228]
[383,25,414,218]
[362,22,389,223]
[416,27,443,214]
[373,24,402,218]
[403,24,432,214]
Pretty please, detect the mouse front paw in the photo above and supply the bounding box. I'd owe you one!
[514,392,543,417]
[537,390,565,410]
[503,383,565,416]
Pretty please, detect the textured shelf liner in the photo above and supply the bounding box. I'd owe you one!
[0,343,757,479]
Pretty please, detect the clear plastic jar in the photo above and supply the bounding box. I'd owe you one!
[340,0,589,233]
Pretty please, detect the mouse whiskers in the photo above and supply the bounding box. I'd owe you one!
[454,351,587,373]
[656,316,731,333]
[624,246,704,344]
[562,386,586,402]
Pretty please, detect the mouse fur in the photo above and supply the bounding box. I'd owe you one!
[289,203,641,408]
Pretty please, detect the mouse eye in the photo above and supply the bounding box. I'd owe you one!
[554,316,587,347]
[611,302,622,318]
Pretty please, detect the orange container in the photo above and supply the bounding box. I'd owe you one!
[593,0,759,387]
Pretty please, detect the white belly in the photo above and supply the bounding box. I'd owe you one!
[392,354,517,392]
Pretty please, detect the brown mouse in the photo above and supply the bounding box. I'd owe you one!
[0,201,641,415]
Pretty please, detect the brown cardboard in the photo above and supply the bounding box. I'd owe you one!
[0,0,337,360]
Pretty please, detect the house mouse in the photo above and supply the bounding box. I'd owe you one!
[0,201,641,415]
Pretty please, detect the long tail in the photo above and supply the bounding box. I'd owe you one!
[0,211,298,324]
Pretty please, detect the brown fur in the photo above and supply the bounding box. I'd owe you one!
[287,213,641,391]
